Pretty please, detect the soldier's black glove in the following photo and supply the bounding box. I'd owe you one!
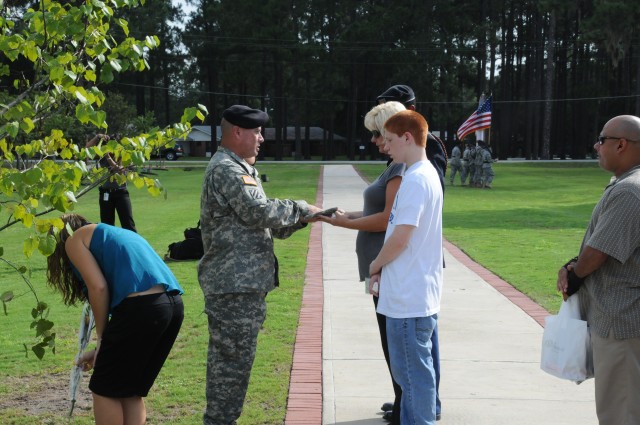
[563,256,584,296]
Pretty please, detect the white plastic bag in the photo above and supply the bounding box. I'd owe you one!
[540,295,594,383]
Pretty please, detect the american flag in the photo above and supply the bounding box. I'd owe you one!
[457,96,492,141]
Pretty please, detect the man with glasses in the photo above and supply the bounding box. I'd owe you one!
[557,115,640,424]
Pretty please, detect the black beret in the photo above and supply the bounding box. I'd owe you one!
[376,84,416,106]
[222,105,269,129]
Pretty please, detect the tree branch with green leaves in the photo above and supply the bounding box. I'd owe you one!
[0,0,207,358]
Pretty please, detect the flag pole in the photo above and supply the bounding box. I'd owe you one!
[475,93,486,143]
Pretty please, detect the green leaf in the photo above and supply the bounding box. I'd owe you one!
[24,166,44,184]
[1,291,13,315]
[75,103,91,123]
[6,121,19,138]
[100,65,114,83]
[59,148,73,159]
[95,110,107,128]
[181,107,197,123]
[109,59,122,72]
[85,69,97,82]
[20,117,35,133]
[32,344,45,360]
[64,191,77,203]
[38,234,57,256]
[34,319,54,337]
[23,236,39,258]
[75,90,88,104]
[49,66,64,82]
[25,45,38,62]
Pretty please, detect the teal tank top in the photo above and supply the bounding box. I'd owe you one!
[84,224,183,310]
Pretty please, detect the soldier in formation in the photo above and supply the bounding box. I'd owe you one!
[461,141,495,188]
[479,141,495,188]
[449,141,462,185]
[473,142,485,187]
[460,142,472,186]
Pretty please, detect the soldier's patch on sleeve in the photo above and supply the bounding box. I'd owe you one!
[242,175,258,186]
[246,187,265,200]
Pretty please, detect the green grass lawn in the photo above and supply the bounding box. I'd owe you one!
[356,161,609,313]
[0,164,319,424]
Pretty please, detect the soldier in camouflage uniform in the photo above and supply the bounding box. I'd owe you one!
[449,141,462,185]
[479,141,495,188]
[467,143,477,187]
[198,105,322,425]
[460,142,471,186]
[473,142,485,187]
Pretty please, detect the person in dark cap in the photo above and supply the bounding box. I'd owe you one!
[222,104,270,129]
[376,85,444,423]
[198,105,322,425]
[377,85,447,191]
[376,84,416,105]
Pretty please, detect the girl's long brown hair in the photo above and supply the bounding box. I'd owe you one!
[46,213,89,306]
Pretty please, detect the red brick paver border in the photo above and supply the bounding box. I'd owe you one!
[284,166,324,425]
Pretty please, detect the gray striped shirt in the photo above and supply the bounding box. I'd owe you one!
[580,165,640,339]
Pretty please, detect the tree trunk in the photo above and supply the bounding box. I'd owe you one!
[541,11,555,160]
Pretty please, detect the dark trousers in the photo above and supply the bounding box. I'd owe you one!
[99,188,137,232]
[374,295,441,424]
[89,292,184,397]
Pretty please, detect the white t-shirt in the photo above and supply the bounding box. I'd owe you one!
[376,160,443,319]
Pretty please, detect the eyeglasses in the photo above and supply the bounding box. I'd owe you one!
[371,130,382,138]
[597,135,640,145]
[597,136,621,145]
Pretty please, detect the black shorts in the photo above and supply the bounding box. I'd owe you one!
[89,291,184,398]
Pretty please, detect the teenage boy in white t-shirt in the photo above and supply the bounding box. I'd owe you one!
[369,110,443,425]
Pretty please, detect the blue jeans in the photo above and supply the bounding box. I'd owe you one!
[387,315,438,425]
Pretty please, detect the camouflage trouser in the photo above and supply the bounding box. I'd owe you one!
[482,165,495,185]
[461,162,469,184]
[473,164,484,185]
[203,293,267,425]
[468,164,477,184]
[449,162,461,184]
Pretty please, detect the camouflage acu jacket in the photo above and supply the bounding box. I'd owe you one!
[198,147,310,295]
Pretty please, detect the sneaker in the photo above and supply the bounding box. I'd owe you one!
[380,402,393,412]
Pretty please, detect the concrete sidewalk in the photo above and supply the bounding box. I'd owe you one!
[319,164,597,425]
